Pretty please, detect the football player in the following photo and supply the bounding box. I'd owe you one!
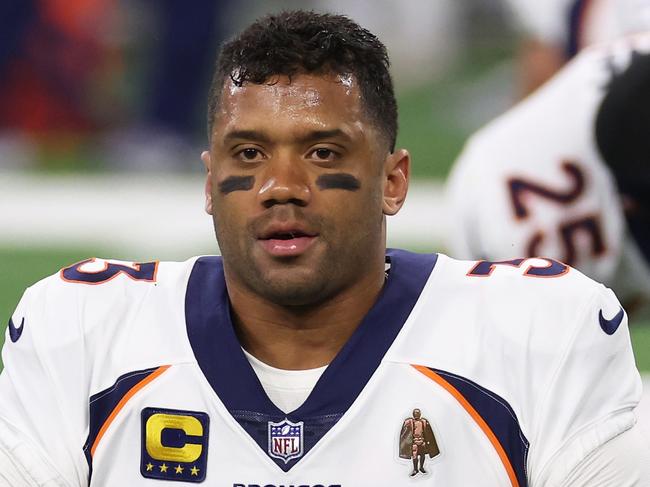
[1,10,649,486]
[446,33,650,315]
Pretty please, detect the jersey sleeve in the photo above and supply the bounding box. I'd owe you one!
[0,280,88,486]
[528,283,643,485]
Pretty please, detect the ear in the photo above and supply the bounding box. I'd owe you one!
[201,151,214,215]
[382,148,410,216]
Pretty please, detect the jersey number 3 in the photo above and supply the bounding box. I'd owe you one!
[60,258,158,285]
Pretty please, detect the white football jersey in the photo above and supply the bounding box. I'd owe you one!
[0,251,642,486]
[446,34,650,306]
[504,0,650,56]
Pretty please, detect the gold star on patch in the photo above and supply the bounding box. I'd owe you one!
[146,463,154,472]
[175,465,184,474]
[159,463,168,473]
[190,466,200,476]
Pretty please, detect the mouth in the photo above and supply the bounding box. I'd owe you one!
[257,226,319,257]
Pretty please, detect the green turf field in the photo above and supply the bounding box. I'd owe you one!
[0,247,99,369]
[1,246,649,372]
[396,83,466,180]
[383,37,519,180]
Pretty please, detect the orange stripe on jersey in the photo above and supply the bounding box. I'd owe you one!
[90,365,171,457]
[412,365,520,487]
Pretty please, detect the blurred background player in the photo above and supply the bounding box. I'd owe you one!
[0,0,120,167]
[0,0,234,171]
[100,0,234,171]
[446,33,650,314]
[504,0,650,95]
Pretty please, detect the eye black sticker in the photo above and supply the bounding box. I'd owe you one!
[316,173,361,191]
[218,176,255,194]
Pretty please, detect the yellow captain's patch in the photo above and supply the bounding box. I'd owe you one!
[141,408,209,482]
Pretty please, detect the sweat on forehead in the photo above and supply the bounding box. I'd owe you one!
[208,72,388,152]
[226,72,355,100]
[214,73,361,119]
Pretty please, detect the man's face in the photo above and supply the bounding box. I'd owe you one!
[203,73,408,306]
[413,409,421,419]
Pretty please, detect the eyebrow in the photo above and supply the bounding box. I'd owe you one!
[223,130,271,144]
[297,129,352,144]
[222,128,352,145]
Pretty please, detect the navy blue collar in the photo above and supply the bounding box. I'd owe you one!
[185,249,437,470]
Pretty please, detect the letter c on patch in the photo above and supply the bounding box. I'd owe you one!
[146,413,203,463]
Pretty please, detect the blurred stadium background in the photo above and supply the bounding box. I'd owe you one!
[0,0,648,432]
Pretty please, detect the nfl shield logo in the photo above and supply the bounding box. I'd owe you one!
[268,419,304,463]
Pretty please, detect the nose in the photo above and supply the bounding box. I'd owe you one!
[257,155,311,208]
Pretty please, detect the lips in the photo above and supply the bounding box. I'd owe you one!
[257,224,318,257]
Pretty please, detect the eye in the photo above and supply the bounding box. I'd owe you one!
[236,147,264,162]
[308,147,338,162]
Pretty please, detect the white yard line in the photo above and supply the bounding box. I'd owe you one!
[0,173,448,259]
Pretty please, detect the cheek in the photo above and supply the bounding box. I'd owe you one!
[211,193,250,235]
[323,186,383,227]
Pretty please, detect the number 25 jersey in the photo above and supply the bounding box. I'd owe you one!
[445,33,650,305]
[0,251,642,486]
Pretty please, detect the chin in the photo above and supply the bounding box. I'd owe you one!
[253,274,332,307]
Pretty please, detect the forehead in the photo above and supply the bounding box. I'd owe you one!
[212,73,368,138]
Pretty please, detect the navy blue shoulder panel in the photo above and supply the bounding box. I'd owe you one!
[430,368,529,487]
[185,250,438,471]
[83,366,163,477]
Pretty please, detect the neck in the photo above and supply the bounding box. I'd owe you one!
[226,261,386,370]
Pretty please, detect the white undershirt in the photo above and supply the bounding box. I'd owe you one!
[243,349,327,414]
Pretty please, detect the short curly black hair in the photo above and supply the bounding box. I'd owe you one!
[206,10,398,152]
